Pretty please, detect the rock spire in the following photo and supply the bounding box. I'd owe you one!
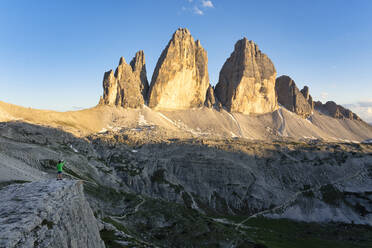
[101,51,149,108]
[275,75,314,118]
[148,28,210,110]
[214,38,278,114]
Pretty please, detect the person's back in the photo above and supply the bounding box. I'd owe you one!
[56,160,65,180]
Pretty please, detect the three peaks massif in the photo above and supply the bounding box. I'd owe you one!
[99,28,360,121]
[0,27,371,142]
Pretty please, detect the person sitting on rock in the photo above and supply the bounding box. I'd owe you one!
[57,160,65,180]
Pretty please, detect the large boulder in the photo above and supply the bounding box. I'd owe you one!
[314,101,361,121]
[101,51,149,108]
[148,28,210,110]
[275,75,313,118]
[214,38,277,114]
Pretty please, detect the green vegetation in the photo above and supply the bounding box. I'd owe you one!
[239,217,372,248]
[41,219,54,229]
[320,184,343,206]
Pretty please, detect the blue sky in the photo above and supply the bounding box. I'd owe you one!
[1,0,371,121]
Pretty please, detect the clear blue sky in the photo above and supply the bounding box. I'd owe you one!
[1,0,371,121]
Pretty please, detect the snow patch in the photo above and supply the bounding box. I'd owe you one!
[69,144,79,153]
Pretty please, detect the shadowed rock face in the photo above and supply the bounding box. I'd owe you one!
[148,28,210,110]
[300,86,314,111]
[204,85,216,108]
[215,38,277,114]
[101,51,149,108]
[276,75,313,118]
[315,101,361,121]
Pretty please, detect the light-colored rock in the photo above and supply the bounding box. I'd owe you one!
[275,75,313,118]
[0,180,105,248]
[101,51,149,108]
[204,85,216,108]
[130,50,149,102]
[215,38,277,114]
[148,28,210,110]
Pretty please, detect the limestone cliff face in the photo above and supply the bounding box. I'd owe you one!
[215,38,277,114]
[300,86,315,111]
[148,28,210,110]
[315,101,361,121]
[204,85,216,108]
[275,75,313,118]
[102,51,149,108]
[0,180,105,248]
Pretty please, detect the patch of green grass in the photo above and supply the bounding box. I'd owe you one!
[234,217,372,248]
[99,229,124,248]
[320,184,343,206]
[150,169,166,184]
[123,196,259,248]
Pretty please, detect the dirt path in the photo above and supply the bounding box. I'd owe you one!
[114,195,146,220]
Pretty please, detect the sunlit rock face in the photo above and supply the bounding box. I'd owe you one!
[215,38,277,114]
[101,50,149,108]
[148,28,210,110]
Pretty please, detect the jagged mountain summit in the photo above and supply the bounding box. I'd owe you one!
[97,28,363,126]
[99,50,149,108]
[275,75,314,118]
[315,100,361,121]
[215,38,278,114]
[148,28,210,110]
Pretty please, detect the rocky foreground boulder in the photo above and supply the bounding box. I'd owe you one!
[275,75,313,118]
[148,28,210,110]
[100,50,149,108]
[215,38,277,114]
[315,101,361,121]
[0,180,104,248]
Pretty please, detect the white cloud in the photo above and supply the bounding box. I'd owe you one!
[320,92,329,100]
[343,100,372,123]
[202,0,214,8]
[194,6,204,15]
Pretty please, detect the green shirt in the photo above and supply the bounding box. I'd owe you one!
[57,161,65,172]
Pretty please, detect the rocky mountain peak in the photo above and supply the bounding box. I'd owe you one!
[119,56,126,65]
[100,51,149,108]
[300,86,315,110]
[214,38,277,114]
[275,75,313,118]
[148,28,210,110]
[130,50,149,101]
[315,101,361,121]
